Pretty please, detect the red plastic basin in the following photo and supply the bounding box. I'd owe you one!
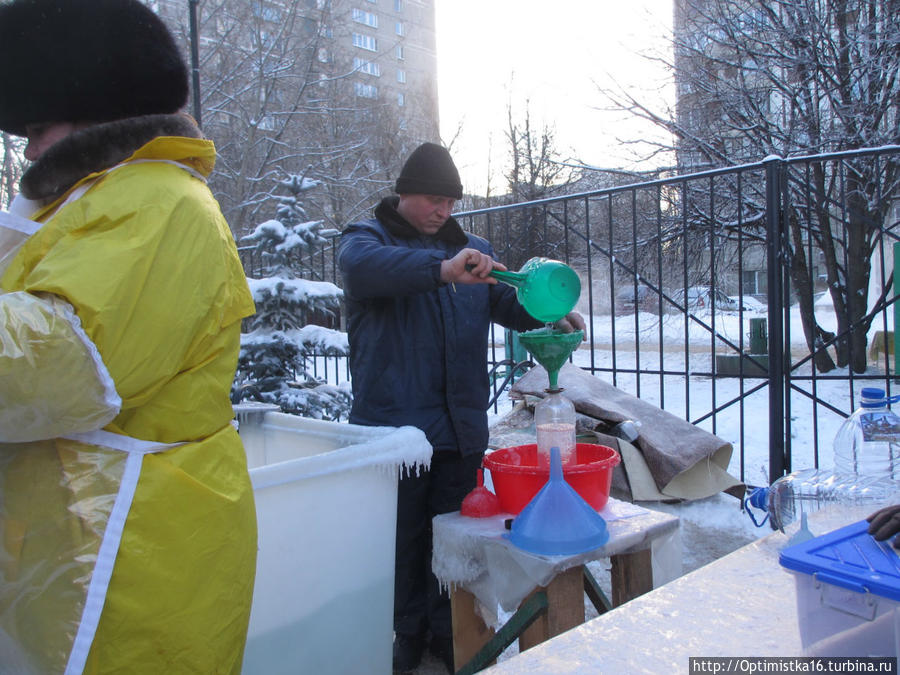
[483,443,621,515]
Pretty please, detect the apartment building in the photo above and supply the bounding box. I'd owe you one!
[144,0,442,232]
[671,0,900,305]
[149,0,438,141]
[671,0,773,298]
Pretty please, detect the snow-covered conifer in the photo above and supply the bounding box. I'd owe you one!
[233,173,351,419]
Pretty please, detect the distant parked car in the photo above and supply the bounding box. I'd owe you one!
[732,295,767,313]
[673,286,739,312]
[615,284,660,315]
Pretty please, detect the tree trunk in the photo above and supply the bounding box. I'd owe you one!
[841,183,874,374]
[788,211,836,372]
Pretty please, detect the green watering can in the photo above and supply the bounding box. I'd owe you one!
[489,257,581,323]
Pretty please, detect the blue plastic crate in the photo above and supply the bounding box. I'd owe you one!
[780,519,900,600]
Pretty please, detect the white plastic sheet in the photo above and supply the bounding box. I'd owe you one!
[432,498,681,628]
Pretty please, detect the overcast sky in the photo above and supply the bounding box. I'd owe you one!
[435,0,675,194]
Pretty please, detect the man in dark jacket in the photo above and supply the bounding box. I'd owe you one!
[338,143,583,673]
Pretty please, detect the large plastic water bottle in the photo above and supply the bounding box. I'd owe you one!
[535,388,576,467]
[746,467,898,533]
[832,387,900,481]
[745,387,900,536]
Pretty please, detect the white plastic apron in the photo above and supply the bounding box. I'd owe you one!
[0,159,204,674]
[0,207,39,278]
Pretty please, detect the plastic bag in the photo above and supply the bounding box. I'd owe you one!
[0,437,128,673]
[0,291,120,442]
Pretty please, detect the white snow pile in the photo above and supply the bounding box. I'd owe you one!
[243,218,331,254]
[241,325,348,356]
[247,276,343,304]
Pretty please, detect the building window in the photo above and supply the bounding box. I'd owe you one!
[356,82,378,98]
[255,29,276,48]
[301,16,317,35]
[396,69,406,83]
[396,45,404,60]
[397,92,405,106]
[354,58,381,76]
[352,8,378,28]
[252,1,282,22]
[394,0,402,11]
[352,33,378,51]
[395,21,404,36]
[741,270,762,295]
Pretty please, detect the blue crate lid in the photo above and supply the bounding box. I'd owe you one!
[779,519,900,601]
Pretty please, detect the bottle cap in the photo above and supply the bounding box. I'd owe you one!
[860,387,887,407]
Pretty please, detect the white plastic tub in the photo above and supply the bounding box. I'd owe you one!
[234,405,432,674]
[791,569,899,656]
[780,519,900,657]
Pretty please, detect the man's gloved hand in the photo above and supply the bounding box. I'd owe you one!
[867,504,900,549]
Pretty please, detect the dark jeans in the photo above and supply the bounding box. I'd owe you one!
[393,449,484,640]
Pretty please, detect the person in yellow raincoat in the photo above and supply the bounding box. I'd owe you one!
[0,1,258,673]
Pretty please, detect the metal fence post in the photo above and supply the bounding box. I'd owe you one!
[765,157,787,484]
[188,0,202,128]
[895,242,899,381]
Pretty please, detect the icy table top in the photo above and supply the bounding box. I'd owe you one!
[484,505,882,673]
[432,498,681,625]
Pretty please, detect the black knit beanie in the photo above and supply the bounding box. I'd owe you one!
[0,0,188,136]
[394,142,463,199]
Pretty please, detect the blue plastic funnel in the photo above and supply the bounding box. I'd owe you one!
[506,447,610,556]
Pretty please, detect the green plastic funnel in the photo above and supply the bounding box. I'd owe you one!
[490,258,580,324]
[518,327,584,390]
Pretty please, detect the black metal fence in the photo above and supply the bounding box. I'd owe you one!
[240,146,900,486]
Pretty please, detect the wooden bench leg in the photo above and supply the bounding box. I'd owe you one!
[518,565,585,653]
[610,549,653,606]
[451,587,496,671]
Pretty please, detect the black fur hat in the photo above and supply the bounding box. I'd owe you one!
[0,0,188,136]
[394,142,463,199]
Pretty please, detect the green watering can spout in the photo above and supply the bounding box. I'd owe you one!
[486,269,528,287]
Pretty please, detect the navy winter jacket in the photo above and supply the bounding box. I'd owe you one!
[338,197,541,456]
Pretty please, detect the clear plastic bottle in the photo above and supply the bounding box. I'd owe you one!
[833,387,900,481]
[746,467,899,532]
[535,388,576,467]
